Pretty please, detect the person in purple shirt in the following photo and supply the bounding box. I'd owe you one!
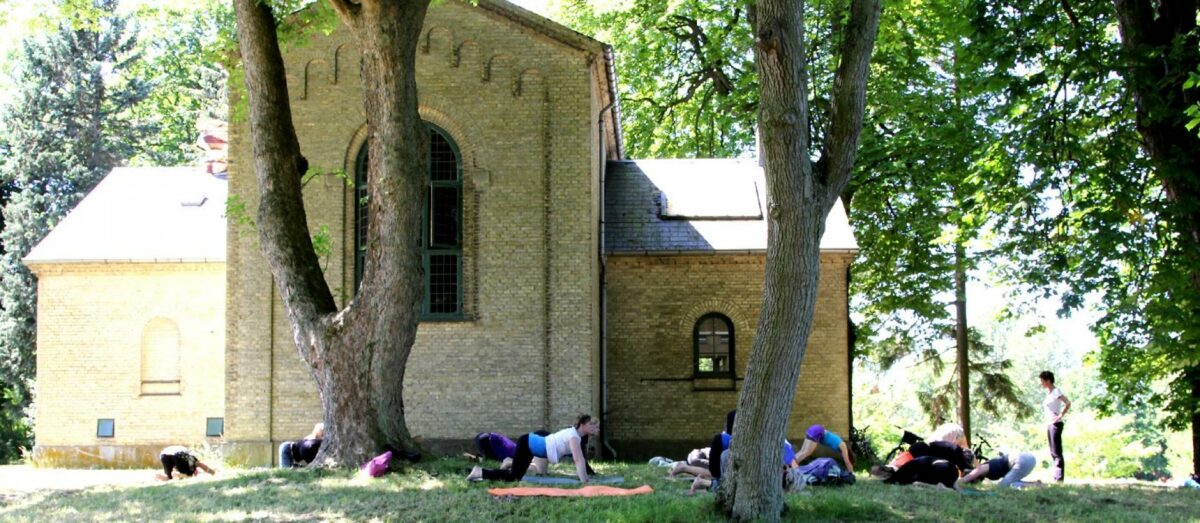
[792,424,854,473]
[473,432,517,462]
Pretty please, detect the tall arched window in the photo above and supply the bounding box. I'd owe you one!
[355,125,463,318]
[141,317,181,395]
[694,313,734,377]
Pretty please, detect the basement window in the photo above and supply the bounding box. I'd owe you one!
[97,419,115,438]
[206,417,224,437]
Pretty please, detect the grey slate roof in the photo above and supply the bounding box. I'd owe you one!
[605,159,858,254]
[23,167,227,266]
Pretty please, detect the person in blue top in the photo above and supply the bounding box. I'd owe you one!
[691,410,796,494]
[792,424,854,473]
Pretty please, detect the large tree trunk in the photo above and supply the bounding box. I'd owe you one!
[234,0,429,467]
[1112,0,1200,477]
[954,243,970,445]
[717,0,880,520]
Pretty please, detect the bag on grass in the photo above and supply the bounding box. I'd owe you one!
[361,450,393,478]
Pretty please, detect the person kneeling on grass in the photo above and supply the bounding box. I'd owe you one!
[156,446,216,480]
[792,424,854,474]
[955,451,1041,490]
[278,422,324,468]
[467,415,600,483]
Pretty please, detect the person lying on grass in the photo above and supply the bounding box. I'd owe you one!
[155,446,216,480]
[791,424,854,474]
[908,440,974,475]
[667,447,713,480]
[690,437,799,495]
[467,415,600,483]
[955,451,1042,490]
[872,455,958,490]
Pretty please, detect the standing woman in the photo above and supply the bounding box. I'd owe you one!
[467,415,600,482]
[1039,370,1071,482]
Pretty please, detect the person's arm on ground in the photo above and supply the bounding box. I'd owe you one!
[954,463,989,491]
[568,438,589,482]
[196,461,216,475]
[838,442,854,473]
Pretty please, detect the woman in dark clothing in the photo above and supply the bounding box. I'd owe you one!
[956,452,1040,489]
[908,440,974,474]
[278,423,324,468]
[878,455,958,489]
[156,446,216,480]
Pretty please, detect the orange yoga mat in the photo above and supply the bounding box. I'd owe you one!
[487,484,654,497]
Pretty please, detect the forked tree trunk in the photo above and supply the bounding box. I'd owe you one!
[717,0,880,520]
[1112,0,1200,478]
[234,0,429,466]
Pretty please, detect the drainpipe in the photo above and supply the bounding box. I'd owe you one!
[597,98,616,460]
[268,280,275,465]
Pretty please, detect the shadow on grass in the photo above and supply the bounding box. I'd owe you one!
[2,460,1198,522]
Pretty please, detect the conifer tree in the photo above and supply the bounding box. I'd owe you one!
[0,0,151,449]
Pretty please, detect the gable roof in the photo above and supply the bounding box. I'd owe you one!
[604,159,858,254]
[23,167,227,266]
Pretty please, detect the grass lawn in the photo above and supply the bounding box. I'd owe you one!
[2,458,1198,522]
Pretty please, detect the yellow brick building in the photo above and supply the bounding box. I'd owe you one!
[27,0,857,467]
[25,168,227,467]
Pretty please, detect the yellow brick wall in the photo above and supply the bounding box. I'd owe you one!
[30,262,225,467]
[225,1,603,463]
[604,253,854,458]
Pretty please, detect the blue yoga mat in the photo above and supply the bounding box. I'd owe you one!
[520,475,624,485]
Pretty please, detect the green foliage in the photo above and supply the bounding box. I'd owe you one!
[0,0,151,457]
[0,384,30,464]
[224,194,256,238]
[555,0,756,158]
[125,2,229,166]
[914,328,1032,428]
[966,0,1200,436]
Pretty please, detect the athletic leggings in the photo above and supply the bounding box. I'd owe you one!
[480,430,550,482]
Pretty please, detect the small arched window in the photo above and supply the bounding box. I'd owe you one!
[355,124,463,318]
[694,313,734,377]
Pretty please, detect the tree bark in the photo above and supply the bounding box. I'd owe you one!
[954,243,970,445]
[234,0,429,467]
[1112,0,1200,477]
[717,0,880,520]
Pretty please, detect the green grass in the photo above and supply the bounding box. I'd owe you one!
[2,459,1198,522]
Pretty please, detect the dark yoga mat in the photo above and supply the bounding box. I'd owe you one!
[520,475,624,485]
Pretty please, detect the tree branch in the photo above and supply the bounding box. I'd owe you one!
[821,0,883,207]
[234,0,337,325]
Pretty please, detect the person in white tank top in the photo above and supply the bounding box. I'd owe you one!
[468,415,600,483]
[1039,371,1070,482]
